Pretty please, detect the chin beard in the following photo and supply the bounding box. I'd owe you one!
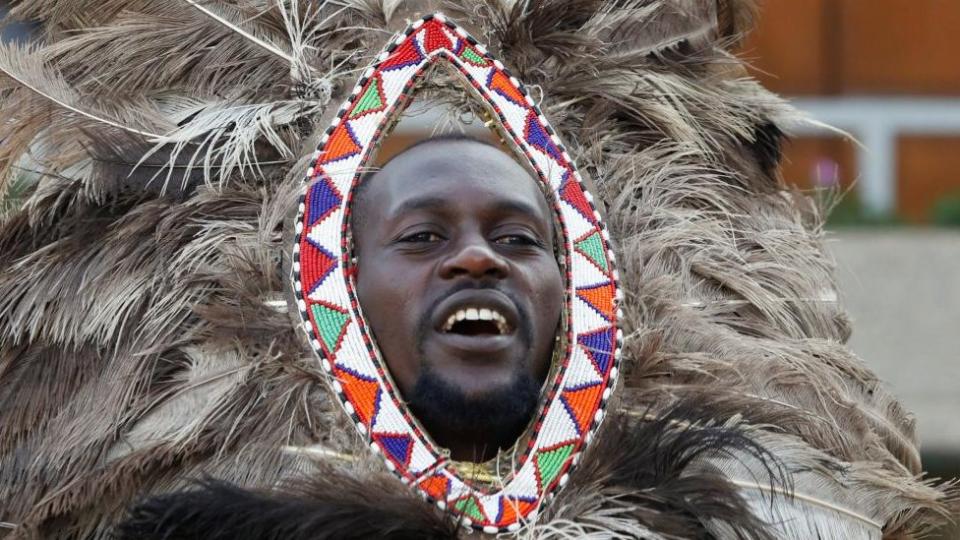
[406,364,540,454]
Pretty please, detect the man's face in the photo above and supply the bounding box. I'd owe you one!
[352,139,564,454]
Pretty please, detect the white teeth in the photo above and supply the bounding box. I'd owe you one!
[442,306,511,334]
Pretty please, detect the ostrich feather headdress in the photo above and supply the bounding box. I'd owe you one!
[0,1,954,538]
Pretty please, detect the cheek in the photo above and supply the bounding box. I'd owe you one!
[357,262,423,336]
[523,259,565,334]
[355,259,431,393]
[533,259,565,310]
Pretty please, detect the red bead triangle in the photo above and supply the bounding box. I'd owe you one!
[560,175,597,225]
[300,241,337,297]
[421,21,452,53]
[380,38,425,71]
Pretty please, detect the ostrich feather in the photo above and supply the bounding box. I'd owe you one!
[183,0,301,67]
[0,43,159,139]
[137,97,325,189]
[0,41,166,196]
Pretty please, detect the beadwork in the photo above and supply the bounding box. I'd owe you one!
[291,13,622,533]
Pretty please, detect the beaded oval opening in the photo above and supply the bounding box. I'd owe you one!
[292,13,622,533]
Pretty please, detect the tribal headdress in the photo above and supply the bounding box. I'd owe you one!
[0,1,954,539]
[292,15,621,531]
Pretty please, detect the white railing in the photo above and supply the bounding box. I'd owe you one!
[790,97,960,214]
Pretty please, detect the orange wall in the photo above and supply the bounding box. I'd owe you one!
[745,1,960,222]
[898,137,960,222]
[746,0,960,96]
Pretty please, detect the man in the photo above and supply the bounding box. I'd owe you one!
[0,1,952,539]
[351,136,564,462]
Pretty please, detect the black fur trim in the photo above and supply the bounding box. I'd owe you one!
[115,472,459,540]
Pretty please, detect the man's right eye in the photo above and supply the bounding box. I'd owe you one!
[399,231,444,243]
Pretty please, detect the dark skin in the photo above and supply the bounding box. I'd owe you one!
[352,139,564,462]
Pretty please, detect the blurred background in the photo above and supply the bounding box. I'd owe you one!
[743,2,960,536]
[2,0,957,534]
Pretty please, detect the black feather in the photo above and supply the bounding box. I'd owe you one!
[746,121,785,177]
[563,405,786,540]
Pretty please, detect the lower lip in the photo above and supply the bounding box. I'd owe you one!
[430,330,517,355]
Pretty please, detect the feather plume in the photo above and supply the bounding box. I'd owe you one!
[183,0,301,68]
[0,43,160,139]
[137,97,325,189]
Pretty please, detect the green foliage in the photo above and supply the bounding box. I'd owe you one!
[930,192,960,227]
[824,190,900,228]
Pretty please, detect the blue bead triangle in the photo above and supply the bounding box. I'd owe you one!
[524,113,563,161]
[307,176,342,226]
[376,433,413,466]
[578,326,615,375]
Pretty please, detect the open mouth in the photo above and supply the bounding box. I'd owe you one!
[441,307,512,336]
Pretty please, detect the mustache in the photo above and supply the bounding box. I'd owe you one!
[415,281,533,347]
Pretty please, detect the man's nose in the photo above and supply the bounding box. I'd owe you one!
[439,238,509,280]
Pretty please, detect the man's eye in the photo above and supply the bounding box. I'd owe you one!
[495,234,541,246]
[399,231,444,243]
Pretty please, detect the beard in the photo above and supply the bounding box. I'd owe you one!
[406,282,544,455]
[406,363,541,455]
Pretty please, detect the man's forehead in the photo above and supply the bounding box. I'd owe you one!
[364,139,552,218]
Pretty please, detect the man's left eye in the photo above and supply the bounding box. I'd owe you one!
[495,234,541,246]
[400,231,444,243]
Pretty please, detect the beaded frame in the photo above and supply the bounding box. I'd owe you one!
[291,13,622,533]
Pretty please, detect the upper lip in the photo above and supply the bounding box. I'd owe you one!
[431,289,519,336]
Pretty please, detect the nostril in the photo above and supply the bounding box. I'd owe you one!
[440,243,509,279]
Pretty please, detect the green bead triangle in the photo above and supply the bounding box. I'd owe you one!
[454,496,485,522]
[459,47,489,66]
[350,76,385,118]
[311,303,350,353]
[575,231,608,272]
[535,443,575,488]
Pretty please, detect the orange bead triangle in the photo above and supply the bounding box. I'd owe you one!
[334,367,380,427]
[560,383,605,435]
[418,473,450,501]
[488,69,526,106]
[320,123,361,164]
[576,282,616,320]
[497,497,537,526]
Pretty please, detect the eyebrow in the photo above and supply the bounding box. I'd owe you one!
[390,196,547,223]
[389,196,452,219]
